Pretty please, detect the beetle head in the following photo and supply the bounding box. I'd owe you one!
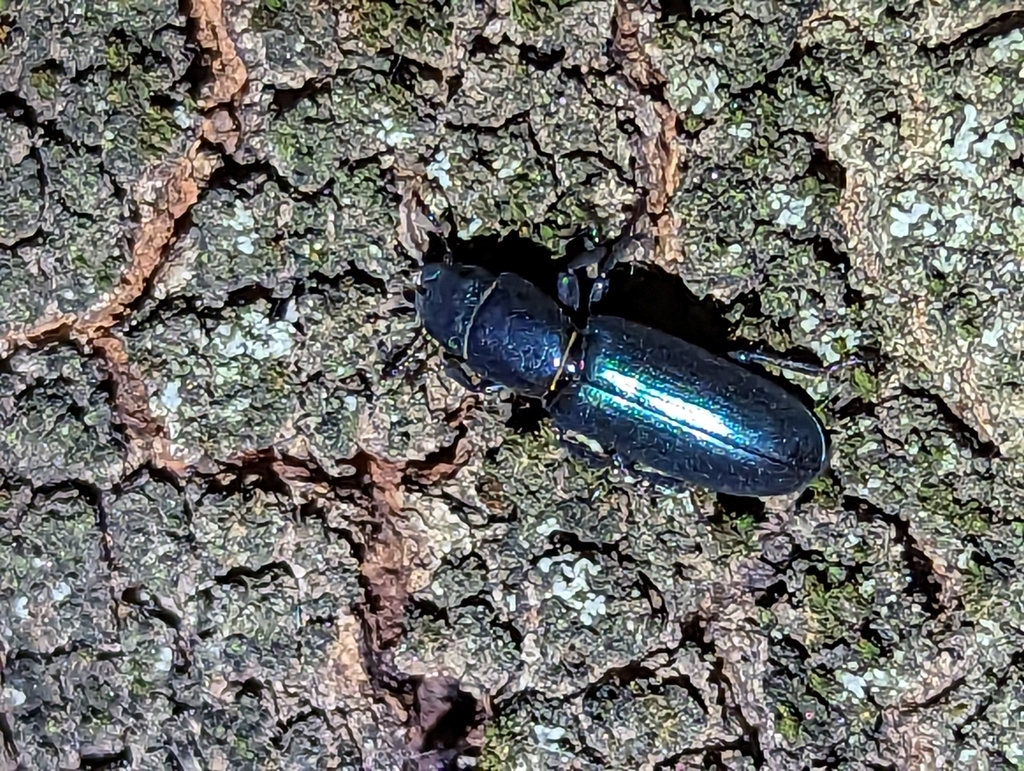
[416,263,497,357]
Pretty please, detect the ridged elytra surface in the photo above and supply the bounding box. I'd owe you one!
[549,315,827,497]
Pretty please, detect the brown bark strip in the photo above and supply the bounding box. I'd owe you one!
[0,316,78,358]
[2,0,247,474]
[612,1,682,225]
[189,0,248,107]
[83,145,217,334]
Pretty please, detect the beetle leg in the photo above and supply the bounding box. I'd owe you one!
[557,245,606,311]
[589,235,634,306]
[418,210,456,265]
[443,357,502,393]
[728,349,827,376]
[559,222,643,313]
[557,436,626,494]
[556,239,627,313]
[556,271,582,312]
[382,330,427,379]
[559,438,685,494]
[729,349,877,378]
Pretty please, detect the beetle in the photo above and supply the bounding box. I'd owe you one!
[414,232,830,498]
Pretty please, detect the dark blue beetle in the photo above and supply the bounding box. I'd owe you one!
[414,242,829,498]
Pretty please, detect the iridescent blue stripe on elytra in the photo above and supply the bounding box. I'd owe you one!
[580,351,772,464]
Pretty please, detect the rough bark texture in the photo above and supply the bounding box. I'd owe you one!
[1,0,1023,768]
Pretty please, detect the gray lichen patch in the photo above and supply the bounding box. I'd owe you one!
[5,0,195,173]
[0,3,199,332]
[503,0,616,70]
[173,484,370,764]
[127,298,304,463]
[259,69,431,192]
[0,121,127,327]
[653,3,827,110]
[0,0,183,89]
[0,488,141,766]
[242,8,640,251]
[0,347,126,487]
[0,117,41,246]
[0,489,109,653]
[4,0,1024,766]
[128,272,452,469]
[245,0,348,78]
[183,487,363,643]
[827,27,1024,458]
[477,645,719,769]
[430,52,638,246]
[2,469,371,768]
[391,423,773,757]
[295,292,457,466]
[663,66,846,304]
[153,171,401,306]
[575,676,712,765]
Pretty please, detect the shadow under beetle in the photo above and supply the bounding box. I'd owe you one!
[414,227,830,498]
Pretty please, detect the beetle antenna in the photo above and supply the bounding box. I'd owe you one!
[383,329,428,381]
[420,200,461,266]
[423,211,453,265]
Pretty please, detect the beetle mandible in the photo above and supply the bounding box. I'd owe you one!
[414,226,829,498]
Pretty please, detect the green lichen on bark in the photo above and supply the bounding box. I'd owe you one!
[2,0,1024,768]
[0,0,197,330]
